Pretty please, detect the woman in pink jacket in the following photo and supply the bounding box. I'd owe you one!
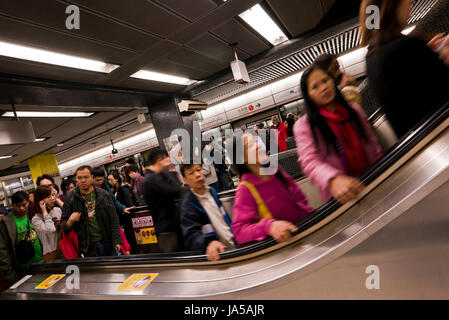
[294,65,383,203]
[231,133,313,245]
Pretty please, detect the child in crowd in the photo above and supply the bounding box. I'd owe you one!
[231,133,313,245]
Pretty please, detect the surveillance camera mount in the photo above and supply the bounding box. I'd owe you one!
[110,139,118,154]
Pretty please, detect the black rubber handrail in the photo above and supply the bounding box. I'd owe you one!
[31,101,449,271]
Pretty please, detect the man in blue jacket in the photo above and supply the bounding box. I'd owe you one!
[180,163,234,261]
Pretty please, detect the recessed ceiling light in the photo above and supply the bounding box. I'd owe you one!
[2,111,94,118]
[239,4,288,46]
[130,70,196,86]
[0,155,14,159]
[0,40,119,73]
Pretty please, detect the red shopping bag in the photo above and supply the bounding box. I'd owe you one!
[59,225,80,259]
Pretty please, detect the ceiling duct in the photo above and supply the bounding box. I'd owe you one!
[0,103,36,145]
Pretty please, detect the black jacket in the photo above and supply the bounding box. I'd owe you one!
[115,185,134,208]
[366,36,449,138]
[142,169,182,234]
[61,186,122,255]
[180,187,232,252]
[0,215,20,285]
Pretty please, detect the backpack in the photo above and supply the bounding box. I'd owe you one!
[14,218,36,265]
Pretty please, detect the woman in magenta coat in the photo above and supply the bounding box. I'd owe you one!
[294,65,383,203]
[231,133,313,245]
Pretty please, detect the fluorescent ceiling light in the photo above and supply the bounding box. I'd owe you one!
[0,155,14,159]
[34,138,47,142]
[402,25,416,35]
[130,70,196,86]
[2,111,94,118]
[0,41,119,73]
[239,4,288,46]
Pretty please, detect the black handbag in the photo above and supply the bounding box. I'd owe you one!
[15,218,35,265]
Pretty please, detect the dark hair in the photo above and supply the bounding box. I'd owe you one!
[147,148,168,166]
[75,165,92,175]
[108,170,122,190]
[125,158,136,165]
[142,160,150,168]
[108,170,122,184]
[11,191,28,205]
[286,117,295,137]
[126,164,139,173]
[26,192,34,201]
[180,162,199,177]
[359,0,405,48]
[60,178,75,195]
[257,123,264,129]
[300,65,367,152]
[231,134,251,177]
[53,184,59,194]
[36,174,54,186]
[314,53,337,71]
[34,186,52,214]
[91,167,105,178]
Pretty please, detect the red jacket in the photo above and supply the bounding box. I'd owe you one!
[275,122,288,152]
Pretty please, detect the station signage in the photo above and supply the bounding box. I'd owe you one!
[226,96,275,121]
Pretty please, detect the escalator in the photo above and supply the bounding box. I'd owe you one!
[1,103,448,299]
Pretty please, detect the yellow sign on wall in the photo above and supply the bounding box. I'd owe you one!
[35,274,65,289]
[28,154,60,185]
[117,274,158,291]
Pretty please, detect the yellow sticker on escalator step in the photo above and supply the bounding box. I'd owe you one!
[35,274,65,289]
[117,273,159,291]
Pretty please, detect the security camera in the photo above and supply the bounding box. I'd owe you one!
[110,139,118,154]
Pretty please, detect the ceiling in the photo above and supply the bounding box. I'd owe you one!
[0,0,361,175]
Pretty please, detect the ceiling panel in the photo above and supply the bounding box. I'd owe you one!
[0,0,161,51]
[211,19,271,56]
[164,47,228,75]
[118,78,185,93]
[266,0,324,37]
[153,0,217,22]
[69,0,189,37]
[0,57,102,84]
[146,59,213,80]
[0,144,21,155]
[0,111,125,170]
[186,33,251,62]
[0,17,134,63]
[27,118,69,138]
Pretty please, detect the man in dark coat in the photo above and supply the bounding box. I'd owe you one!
[142,148,184,253]
[61,165,122,257]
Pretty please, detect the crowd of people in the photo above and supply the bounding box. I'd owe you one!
[0,0,448,291]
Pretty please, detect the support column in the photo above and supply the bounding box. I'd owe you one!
[147,97,200,154]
